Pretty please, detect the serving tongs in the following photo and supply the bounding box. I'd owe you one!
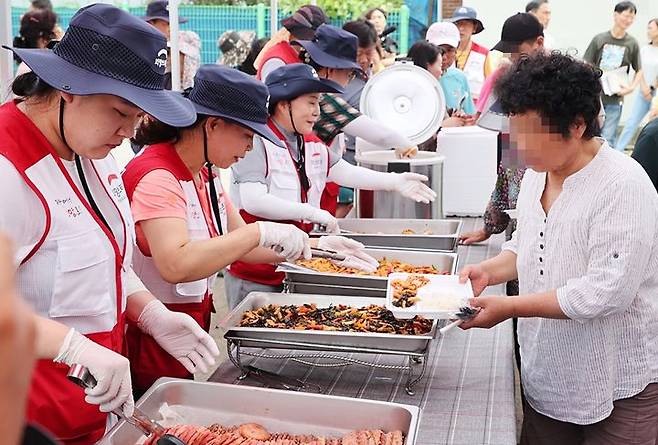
[439,306,480,335]
[67,364,187,445]
[279,247,346,272]
[312,223,356,235]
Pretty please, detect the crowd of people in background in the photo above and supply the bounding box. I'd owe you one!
[5,0,658,444]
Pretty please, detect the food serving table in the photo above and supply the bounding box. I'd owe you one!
[209,220,517,444]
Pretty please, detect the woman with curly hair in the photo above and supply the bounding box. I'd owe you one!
[459,51,658,444]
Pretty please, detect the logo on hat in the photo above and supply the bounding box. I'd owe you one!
[265,94,270,110]
[310,67,319,79]
[155,48,168,68]
[458,7,467,13]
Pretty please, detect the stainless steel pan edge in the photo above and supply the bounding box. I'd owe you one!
[220,293,438,353]
[277,249,458,291]
[99,378,421,445]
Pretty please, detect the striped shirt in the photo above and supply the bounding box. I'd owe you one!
[504,141,658,424]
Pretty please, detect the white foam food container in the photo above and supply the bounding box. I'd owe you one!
[386,273,474,319]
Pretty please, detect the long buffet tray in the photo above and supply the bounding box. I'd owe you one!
[99,378,420,444]
[278,249,458,295]
[312,219,462,252]
[221,292,438,354]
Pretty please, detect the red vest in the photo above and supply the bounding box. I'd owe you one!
[256,41,300,80]
[0,101,131,445]
[230,121,329,285]
[122,142,226,392]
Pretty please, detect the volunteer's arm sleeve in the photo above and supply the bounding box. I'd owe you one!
[343,115,414,150]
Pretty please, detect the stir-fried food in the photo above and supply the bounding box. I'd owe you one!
[391,275,430,308]
[239,303,433,335]
[401,228,434,235]
[295,257,446,276]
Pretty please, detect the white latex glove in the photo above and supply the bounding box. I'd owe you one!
[391,172,437,203]
[307,207,340,233]
[395,146,418,158]
[256,221,312,261]
[317,236,379,273]
[137,300,220,374]
[54,328,134,417]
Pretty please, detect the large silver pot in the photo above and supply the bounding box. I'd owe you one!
[355,150,444,219]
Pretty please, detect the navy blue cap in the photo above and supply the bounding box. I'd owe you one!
[3,3,195,127]
[446,6,484,34]
[143,0,188,24]
[294,24,361,71]
[189,65,283,146]
[265,63,343,105]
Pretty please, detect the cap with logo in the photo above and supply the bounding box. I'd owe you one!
[492,13,544,53]
[445,6,484,34]
[281,5,329,40]
[294,24,361,71]
[3,3,196,127]
[265,63,343,106]
[188,65,283,146]
[142,0,188,24]
[425,21,460,48]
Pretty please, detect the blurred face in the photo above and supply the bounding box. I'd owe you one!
[455,20,475,42]
[276,93,321,135]
[148,18,170,39]
[427,53,443,79]
[648,20,658,42]
[614,9,635,31]
[61,93,144,159]
[532,3,551,28]
[509,110,586,172]
[356,45,379,76]
[439,45,456,70]
[367,10,387,35]
[205,118,255,168]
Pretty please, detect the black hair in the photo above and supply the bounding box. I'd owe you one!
[364,7,387,20]
[238,37,269,76]
[614,1,637,14]
[342,20,378,49]
[525,0,548,13]
[11,71,55,98]
[13,9,58,63]
[407,41,441,71]
[133,115,206,146]
[30,0,53,11]
[495,51,602,139]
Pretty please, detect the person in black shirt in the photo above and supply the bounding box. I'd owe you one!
[631,118,658,192]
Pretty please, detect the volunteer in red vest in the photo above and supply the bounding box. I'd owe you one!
[0,5,219,444]
[122,65,313,395]
[255,4,329,81]
[447,6,494,102]
[227,64,436,308]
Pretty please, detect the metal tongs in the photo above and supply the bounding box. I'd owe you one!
[312,223,356,235]
[67,364,187,445]
[439,306,481,335]
[310,247,346,261]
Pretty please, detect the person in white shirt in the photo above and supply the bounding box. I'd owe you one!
[459,51,658,444]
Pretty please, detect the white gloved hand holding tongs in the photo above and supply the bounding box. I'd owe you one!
[316,236,379,273]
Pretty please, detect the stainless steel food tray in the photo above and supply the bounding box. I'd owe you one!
[221,292,438,354]
[99,378,420,445]
[278,249,458,297]
[313,219,462,252]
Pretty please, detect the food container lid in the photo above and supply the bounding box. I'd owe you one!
[386,273,474,319]
[355,149,445,166]
[359,62,446,146]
